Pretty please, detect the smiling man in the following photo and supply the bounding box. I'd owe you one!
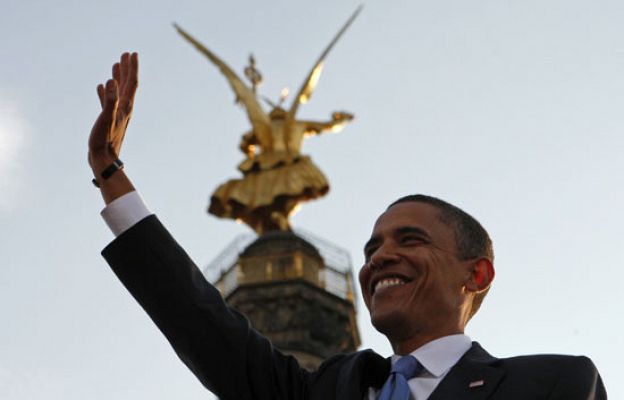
[360,197,494,357]
[90,54,607,399]
[359,197,496,399]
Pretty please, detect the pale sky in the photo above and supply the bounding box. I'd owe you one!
[1,0,622,398]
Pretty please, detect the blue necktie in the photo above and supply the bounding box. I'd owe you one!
[377,355,423,400]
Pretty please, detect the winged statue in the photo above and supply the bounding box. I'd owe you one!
[175,7,361,234]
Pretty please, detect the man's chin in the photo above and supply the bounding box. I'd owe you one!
[370,310,411,339]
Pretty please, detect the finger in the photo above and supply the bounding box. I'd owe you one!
[105,77,119,121]
[119,52,139,114]
[102,79,119,142]
[97,84,106,109]
[126,52,139,110]
[118,52,130,89]
[89,79,118,153]
[128,52,139,90]
[112,62,121,84]
[131,52,139,77]
[106,78,126,153]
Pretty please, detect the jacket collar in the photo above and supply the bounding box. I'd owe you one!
[335,349,390,400]
[428,342,505,400]
[335,342,504,400]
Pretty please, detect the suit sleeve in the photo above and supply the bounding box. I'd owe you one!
[102,215,309,400]
[547,356,607,400]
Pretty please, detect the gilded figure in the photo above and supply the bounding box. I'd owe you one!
[175,7,361,234]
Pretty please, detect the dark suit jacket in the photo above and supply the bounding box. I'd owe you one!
[103,215,606,399]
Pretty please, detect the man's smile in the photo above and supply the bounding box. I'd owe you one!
[369,272,414,297]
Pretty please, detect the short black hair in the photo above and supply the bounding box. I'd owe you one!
[389,194,493,261]
[389,194,494,319]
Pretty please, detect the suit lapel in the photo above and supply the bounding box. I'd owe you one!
[335,350,390,400]
[428,342,505,400]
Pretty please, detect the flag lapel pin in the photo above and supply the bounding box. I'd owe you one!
[469,380,485,388]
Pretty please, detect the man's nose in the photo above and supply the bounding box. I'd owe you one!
[369,243,401,269]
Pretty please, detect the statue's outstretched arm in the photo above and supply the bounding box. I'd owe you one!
[299,111,354,136]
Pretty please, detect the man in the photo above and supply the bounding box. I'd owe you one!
[90,53,607,399]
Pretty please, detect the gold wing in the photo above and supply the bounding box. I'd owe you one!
[288,6,363,119]
[174,24,271,137]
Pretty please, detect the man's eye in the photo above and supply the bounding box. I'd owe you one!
[401,236,425,244]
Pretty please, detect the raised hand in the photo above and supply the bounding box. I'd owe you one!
[88,52,138,170]
[88,52,138,204]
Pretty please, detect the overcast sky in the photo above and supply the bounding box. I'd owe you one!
[1,0,622,398]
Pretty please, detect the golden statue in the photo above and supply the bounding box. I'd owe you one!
[175,7,361,234]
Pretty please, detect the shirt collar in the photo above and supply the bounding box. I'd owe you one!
[391,334,472,378]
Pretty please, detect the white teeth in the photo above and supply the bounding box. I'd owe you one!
[374,278,406,293]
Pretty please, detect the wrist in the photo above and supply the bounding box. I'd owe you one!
[92,159,124,186]
[88,153,135,205]
[97,169,135,205]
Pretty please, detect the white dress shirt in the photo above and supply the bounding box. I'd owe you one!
[367,334,472,399]
[100,191,473,400]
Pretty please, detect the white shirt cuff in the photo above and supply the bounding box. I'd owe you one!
[100,191,152,237]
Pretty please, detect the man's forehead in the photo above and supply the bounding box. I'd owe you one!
[366,201,456,251]
[372,201,443,231]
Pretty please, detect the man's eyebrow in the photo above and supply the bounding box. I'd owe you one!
[363,226,432,254]
[395,226,432,240]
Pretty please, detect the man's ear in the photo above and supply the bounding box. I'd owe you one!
[464,258,494,293]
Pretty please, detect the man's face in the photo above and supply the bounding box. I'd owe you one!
[359,202,474,344]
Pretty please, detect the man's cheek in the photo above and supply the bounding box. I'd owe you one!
[358,266,369,293]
